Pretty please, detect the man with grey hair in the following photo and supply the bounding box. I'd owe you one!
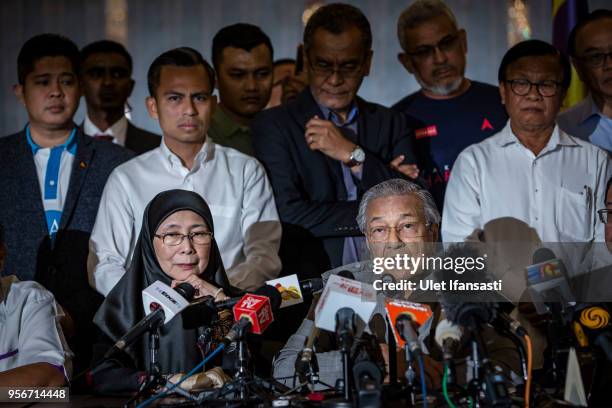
[392,0,507,209]
[272,178,441,388]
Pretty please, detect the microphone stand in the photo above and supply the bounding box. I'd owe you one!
[197,325,290,405]
[124,328,166,407]
[403,344,417,407]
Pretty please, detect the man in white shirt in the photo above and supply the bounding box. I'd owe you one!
[443,39,610,243]
[0,226,70,387]
[89,47,282,295]
[80,40,160,154]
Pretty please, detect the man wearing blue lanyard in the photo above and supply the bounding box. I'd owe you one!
[0,34,132,380]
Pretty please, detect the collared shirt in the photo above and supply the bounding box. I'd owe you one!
[208,107,253,156]
[442,120,610,243]
[0,276,70,376]
[89,138,282,295]
[316,102,367,264]
[83,115,128,147]
[27,125,77,239]
[558,94,612,152]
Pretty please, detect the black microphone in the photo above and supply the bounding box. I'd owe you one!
[395,314,421,355]
[105,282,195,358]
[337,270,356,280]
[224,285,282,343]
[574,304,612,362]
[301,278,323,294]
[336,307,356,352]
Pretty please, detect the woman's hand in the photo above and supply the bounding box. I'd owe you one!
[171,275,227,300]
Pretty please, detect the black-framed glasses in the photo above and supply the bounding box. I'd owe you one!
[505,79,562,97]
[406,33,461,60]
[368,222,431,243]
[598,209,612,225]
[577,51,612,68]
[154,231,213,246]
[308,57,366,79]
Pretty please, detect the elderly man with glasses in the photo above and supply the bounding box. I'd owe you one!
[252,3,421,279]
[442,39,611,244]
[392,0,507,210]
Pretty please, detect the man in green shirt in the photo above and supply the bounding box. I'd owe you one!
[210,23,274,155]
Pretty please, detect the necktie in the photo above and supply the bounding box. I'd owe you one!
[94,134,114,142]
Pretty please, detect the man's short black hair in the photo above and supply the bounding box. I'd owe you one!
[212,23,273,69]
[17,33,80,85]
[568,9,612,57]
[498,39,571,89]
[303,3,372,55]
[147,47,215,97]
[80,40,133,74]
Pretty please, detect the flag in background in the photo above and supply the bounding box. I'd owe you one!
[552,0,589,110]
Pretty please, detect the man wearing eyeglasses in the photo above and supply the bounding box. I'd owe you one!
[252,3,420,279]
[442,39,611,244]
[558,9,612,152]
[393,0,508,210]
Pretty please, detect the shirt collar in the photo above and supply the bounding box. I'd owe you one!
[576,93,602,124]
[496,120,579,149]
[26,124,78,155]
[160,137,211,169]
[84,115,128,143]
[211,107,249,138]
[315,98,359,127]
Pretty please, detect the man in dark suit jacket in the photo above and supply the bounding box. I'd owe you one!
[80,40,160,154]
[1,34,133,379]
[252,4,420,277]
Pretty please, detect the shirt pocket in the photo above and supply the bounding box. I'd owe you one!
[555,186,593,242]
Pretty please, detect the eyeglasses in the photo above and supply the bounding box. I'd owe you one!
[406,33,461,60]
[598,209,612,225]
[154,232,213,246]
[577,51,612,68]
[308,57,365,79]
[368,223,431,242]
[504,79,562,97]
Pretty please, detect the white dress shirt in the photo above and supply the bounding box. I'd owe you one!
[442,121,610,243]
[0,277,71,376]
[83,115,128,147]
[89,139,282,296]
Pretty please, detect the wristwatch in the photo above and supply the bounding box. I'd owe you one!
[346,145,366,167]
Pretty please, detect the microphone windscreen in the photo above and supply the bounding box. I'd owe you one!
[532,247,556,264]
[254,284,282,311]
[182,298,217,329]
[337,270,355,280]
[175,282,196,301]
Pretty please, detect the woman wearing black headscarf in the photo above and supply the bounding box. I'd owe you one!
[91,189,239,394]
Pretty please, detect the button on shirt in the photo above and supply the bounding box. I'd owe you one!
[558,94,612,152]
[90,139,282,296]
[83,115,128,147]
[27,126,77,240]
[442,121,610,243]
[0,277,69,375]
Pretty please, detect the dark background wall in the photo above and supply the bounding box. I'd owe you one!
[0,0,607,136]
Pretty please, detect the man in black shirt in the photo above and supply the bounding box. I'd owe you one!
[393,0,507,209]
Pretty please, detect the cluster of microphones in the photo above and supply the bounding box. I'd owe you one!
[99,246,612,406]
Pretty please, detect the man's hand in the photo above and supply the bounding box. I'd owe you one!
[390,155,419,179]
[305,116,355,163]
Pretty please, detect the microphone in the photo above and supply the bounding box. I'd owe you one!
[573,304,612,362]
[434,318,463,359]
[314,273,377,332]
[106,281,194,358]
[336,307,356,350]
[443,301,496,330]
[384,299,433,354]
[224,285,281,343]
[300,278,323,294]
[492,311,527,337]
[525,247,575,314]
